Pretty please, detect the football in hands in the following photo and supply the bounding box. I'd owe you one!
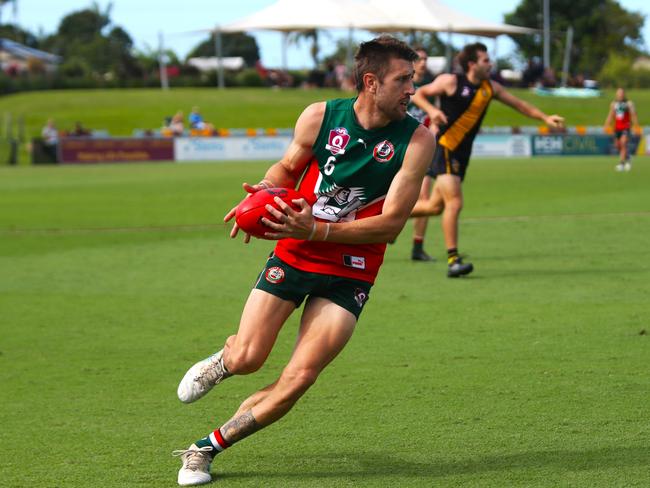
[235,187,304,239]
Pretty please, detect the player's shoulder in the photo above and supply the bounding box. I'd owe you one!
[435,73,457,86]
[407,124,436,154]
[296,102,327,130]
[301,101,327,119]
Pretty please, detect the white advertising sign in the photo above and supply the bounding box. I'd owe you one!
[174,137,291,162]
[472,134,532,157]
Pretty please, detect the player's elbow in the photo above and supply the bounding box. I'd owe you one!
[382,219,406,243]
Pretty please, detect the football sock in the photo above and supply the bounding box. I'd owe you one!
[447,248,458,264]
[413,237,424,252]
[195,428,231,459]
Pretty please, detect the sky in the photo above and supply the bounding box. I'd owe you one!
[9,0,650,69]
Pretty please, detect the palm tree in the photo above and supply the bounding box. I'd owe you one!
[288,29,323,68]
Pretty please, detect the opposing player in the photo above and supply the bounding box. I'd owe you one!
[173,35,435,486]
[407,47,436,261]
[410,42,564,277]
[604,87,639,171]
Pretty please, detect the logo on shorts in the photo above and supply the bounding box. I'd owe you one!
[325,127,350,155]
[373,140,395,163]
[343,255,366,269]
[265,266,285,284]
[451,158,461,174]
[354,288,368,308]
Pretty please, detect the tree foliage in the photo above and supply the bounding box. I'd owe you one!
[505,0,646,77]
[0,23,40,47]
[41,3,143,78]
[186,32,260,67]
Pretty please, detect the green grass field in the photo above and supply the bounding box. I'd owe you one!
[1,155,649,487]
[2,87,649,146]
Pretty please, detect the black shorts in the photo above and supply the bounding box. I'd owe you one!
[615,129,630,139]
[254,254,372,320]
[426,144,470,181]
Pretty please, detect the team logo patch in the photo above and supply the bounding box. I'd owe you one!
[343,255,366,269]
[265,266,285,284]
[451,159,461,173]
[373,140,395,163]
[461,86,471,97]
[354,288,369,308]
[325,127,350,155]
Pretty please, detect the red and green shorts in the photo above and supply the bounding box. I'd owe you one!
[254,254,372,320]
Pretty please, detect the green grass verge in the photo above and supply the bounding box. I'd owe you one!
[2,86,649,142]
[1,155,649,487]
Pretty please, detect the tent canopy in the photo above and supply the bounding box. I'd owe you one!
[221,0,535,37]
[358,0,536,37]
[221,0,381,32]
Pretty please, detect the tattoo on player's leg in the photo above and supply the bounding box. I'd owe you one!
[221,410,262,444]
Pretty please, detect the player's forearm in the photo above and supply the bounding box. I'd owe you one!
[261,162,300,189]
[412,92,437,115]
[311,214,407,244]
[517,101,548,122]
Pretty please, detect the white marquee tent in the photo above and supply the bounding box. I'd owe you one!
[208,0,536,86]
[221,0,535,36]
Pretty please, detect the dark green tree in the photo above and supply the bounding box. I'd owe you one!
[505,0,646,76]
[0,23,39,47]
[186,32,259,67]
[45,2,142,78]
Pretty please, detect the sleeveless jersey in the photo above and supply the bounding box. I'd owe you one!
[614,100,631,131]
[437,74,493,159]
[274,98,420,284]
[408,72,435,126]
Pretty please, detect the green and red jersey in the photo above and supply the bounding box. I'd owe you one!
[274,98,420,284]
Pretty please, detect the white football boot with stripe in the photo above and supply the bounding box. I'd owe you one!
[177,349,231,403]
[173,444,213,486]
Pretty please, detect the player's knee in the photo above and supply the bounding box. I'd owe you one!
[446,196,463,213]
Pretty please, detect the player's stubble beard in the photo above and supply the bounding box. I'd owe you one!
[376,84,407,122]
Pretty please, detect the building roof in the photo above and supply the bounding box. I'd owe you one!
[0,38,61,64]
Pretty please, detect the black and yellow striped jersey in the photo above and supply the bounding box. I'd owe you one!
[437,74,493,158]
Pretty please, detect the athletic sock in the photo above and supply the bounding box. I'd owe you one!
[447,248,458,265]
[413,237,424,252]
[194,428,231,458]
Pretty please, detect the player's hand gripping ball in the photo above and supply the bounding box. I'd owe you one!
[235,187,304,239]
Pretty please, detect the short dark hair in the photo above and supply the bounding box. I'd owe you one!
[457,42,488,73]
[353,35,418,92]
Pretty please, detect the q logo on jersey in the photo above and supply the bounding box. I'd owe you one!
[373,140,395,163]
[325,127,350,155]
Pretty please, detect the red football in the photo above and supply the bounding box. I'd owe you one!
[235,187,305,239]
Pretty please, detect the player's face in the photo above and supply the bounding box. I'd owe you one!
[471,50,492,81]
[616,88,625,101]
[414,51,428,76]
[376,57,415,121]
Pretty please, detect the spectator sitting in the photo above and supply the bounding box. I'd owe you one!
[188,107,215,135]
[189,107,206,129]
[71,121,90,137]
[169,111,185,136]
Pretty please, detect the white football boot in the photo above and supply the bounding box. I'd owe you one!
[177,349,231,403]
[173,444,213,486]
[615,163,625,172]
